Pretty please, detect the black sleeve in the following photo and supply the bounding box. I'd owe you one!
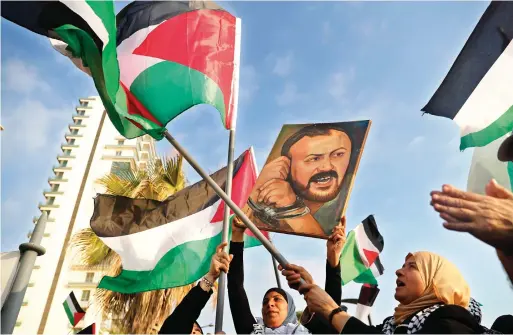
[341,317,384,334]
[325,260,342,305]
[159,285,212,334]
[227,241,256,334]
[418,305,482,334]
[303,261,343,334]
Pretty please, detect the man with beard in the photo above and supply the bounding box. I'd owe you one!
[244,124,353,236]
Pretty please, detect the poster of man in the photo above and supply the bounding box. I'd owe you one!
[239,121,371,239]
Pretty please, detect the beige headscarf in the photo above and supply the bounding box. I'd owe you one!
[393,251,470,325]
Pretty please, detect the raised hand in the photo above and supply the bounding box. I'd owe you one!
[206,242,233,282]
[327,217,346,268]
[430,179,513,254]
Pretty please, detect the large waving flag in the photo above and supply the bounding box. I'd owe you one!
[90,148,268,293]
[1,1,241,139]
[421,2,513,191]
[339,215,384,286]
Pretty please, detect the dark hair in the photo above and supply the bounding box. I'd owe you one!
[263,287,288,304]
[280,123,354,158]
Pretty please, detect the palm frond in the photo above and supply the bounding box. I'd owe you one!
[70,228,113,265]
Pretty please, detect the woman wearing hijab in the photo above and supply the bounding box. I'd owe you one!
[285,251,489,333]
[159,242,233,334]
[228,216,345,333]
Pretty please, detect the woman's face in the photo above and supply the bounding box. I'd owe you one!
[394,256,425,304]
[261,291,288,328]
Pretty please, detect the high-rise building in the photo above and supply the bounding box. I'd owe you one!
[13,97,156,335]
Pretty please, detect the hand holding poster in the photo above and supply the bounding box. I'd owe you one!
[241,121,371,238]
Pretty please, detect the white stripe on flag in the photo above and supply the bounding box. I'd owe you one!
[99,201,223,271]
[62,0,110,48]
[116,24,164,88]
[354,224,379,267]
[228,17,242,130]
[454,41,513,137]
[467,134,512,194]
[355,304,372,323]
[66,296,78,314]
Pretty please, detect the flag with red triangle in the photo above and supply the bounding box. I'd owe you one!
[340,215,384,285]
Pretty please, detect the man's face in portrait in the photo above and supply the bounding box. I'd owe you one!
[288,129,352,203]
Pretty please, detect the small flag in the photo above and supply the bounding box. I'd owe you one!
[90,148,269,294]
[62,291,85,326]
[421,2,513,191]
[355,284,380,323]
[1,1,241,140]
[340,215,384,285]
[77,323,96,334]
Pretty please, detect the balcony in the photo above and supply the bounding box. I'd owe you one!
[43,189,64,197]
[38,202,59,211]
[70,264,109,271]
[53,165,72,173]
[76,105,92,111]
[65,133,83,140]
[61,143,79,150]
[69,123,86,130]
[104,144,136,152]
[102,155,135,164]
[48,177,68,185]
[66,281,98,289]
[72,114,89,121]
[79,97,96,103]
[33,216,55,223]
[57,154,76,161]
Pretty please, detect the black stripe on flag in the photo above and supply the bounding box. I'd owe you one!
[77,323,95,334]
[362,215,384,253]
[1,1,104,52]
[373,256,384,274]
[116,0,224,47]
[90,151,246,238]
[358,284,380,307]
[422,2,513,119]
[69,291,85,314]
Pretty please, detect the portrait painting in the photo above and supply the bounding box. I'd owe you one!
[240,120,371,239]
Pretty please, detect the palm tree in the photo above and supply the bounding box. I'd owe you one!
[71,155,216,334]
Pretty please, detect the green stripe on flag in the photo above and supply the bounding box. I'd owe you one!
[129,61,226,127]
[98,232,223,294]
[460,105,513,150]
[63,303,74,325]
[340,231,368,285]
[353,268,378,285]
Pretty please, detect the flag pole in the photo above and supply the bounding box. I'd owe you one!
[163,131,293,268]
[214,128,236,332]
[1,212,47,334]
[269,236,282,289]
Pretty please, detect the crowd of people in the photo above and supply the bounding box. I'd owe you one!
[158,153,513,334]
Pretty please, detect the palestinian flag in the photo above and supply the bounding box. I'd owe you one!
[355,284,380,323]
[90,148,268,293]
[422,2,513,191]
[1,1,241,140]
[62,291,85,326]
[77,323,96,334]
[339,215,384,285]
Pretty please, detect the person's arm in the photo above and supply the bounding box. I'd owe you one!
[228,222,256,334]
[160,242,233,334]
[159,284,212,334]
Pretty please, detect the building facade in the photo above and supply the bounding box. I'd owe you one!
[13,97,156,335]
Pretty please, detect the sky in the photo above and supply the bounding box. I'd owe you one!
[1,1,511,333]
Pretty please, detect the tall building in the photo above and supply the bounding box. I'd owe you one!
[13,97,156,335]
